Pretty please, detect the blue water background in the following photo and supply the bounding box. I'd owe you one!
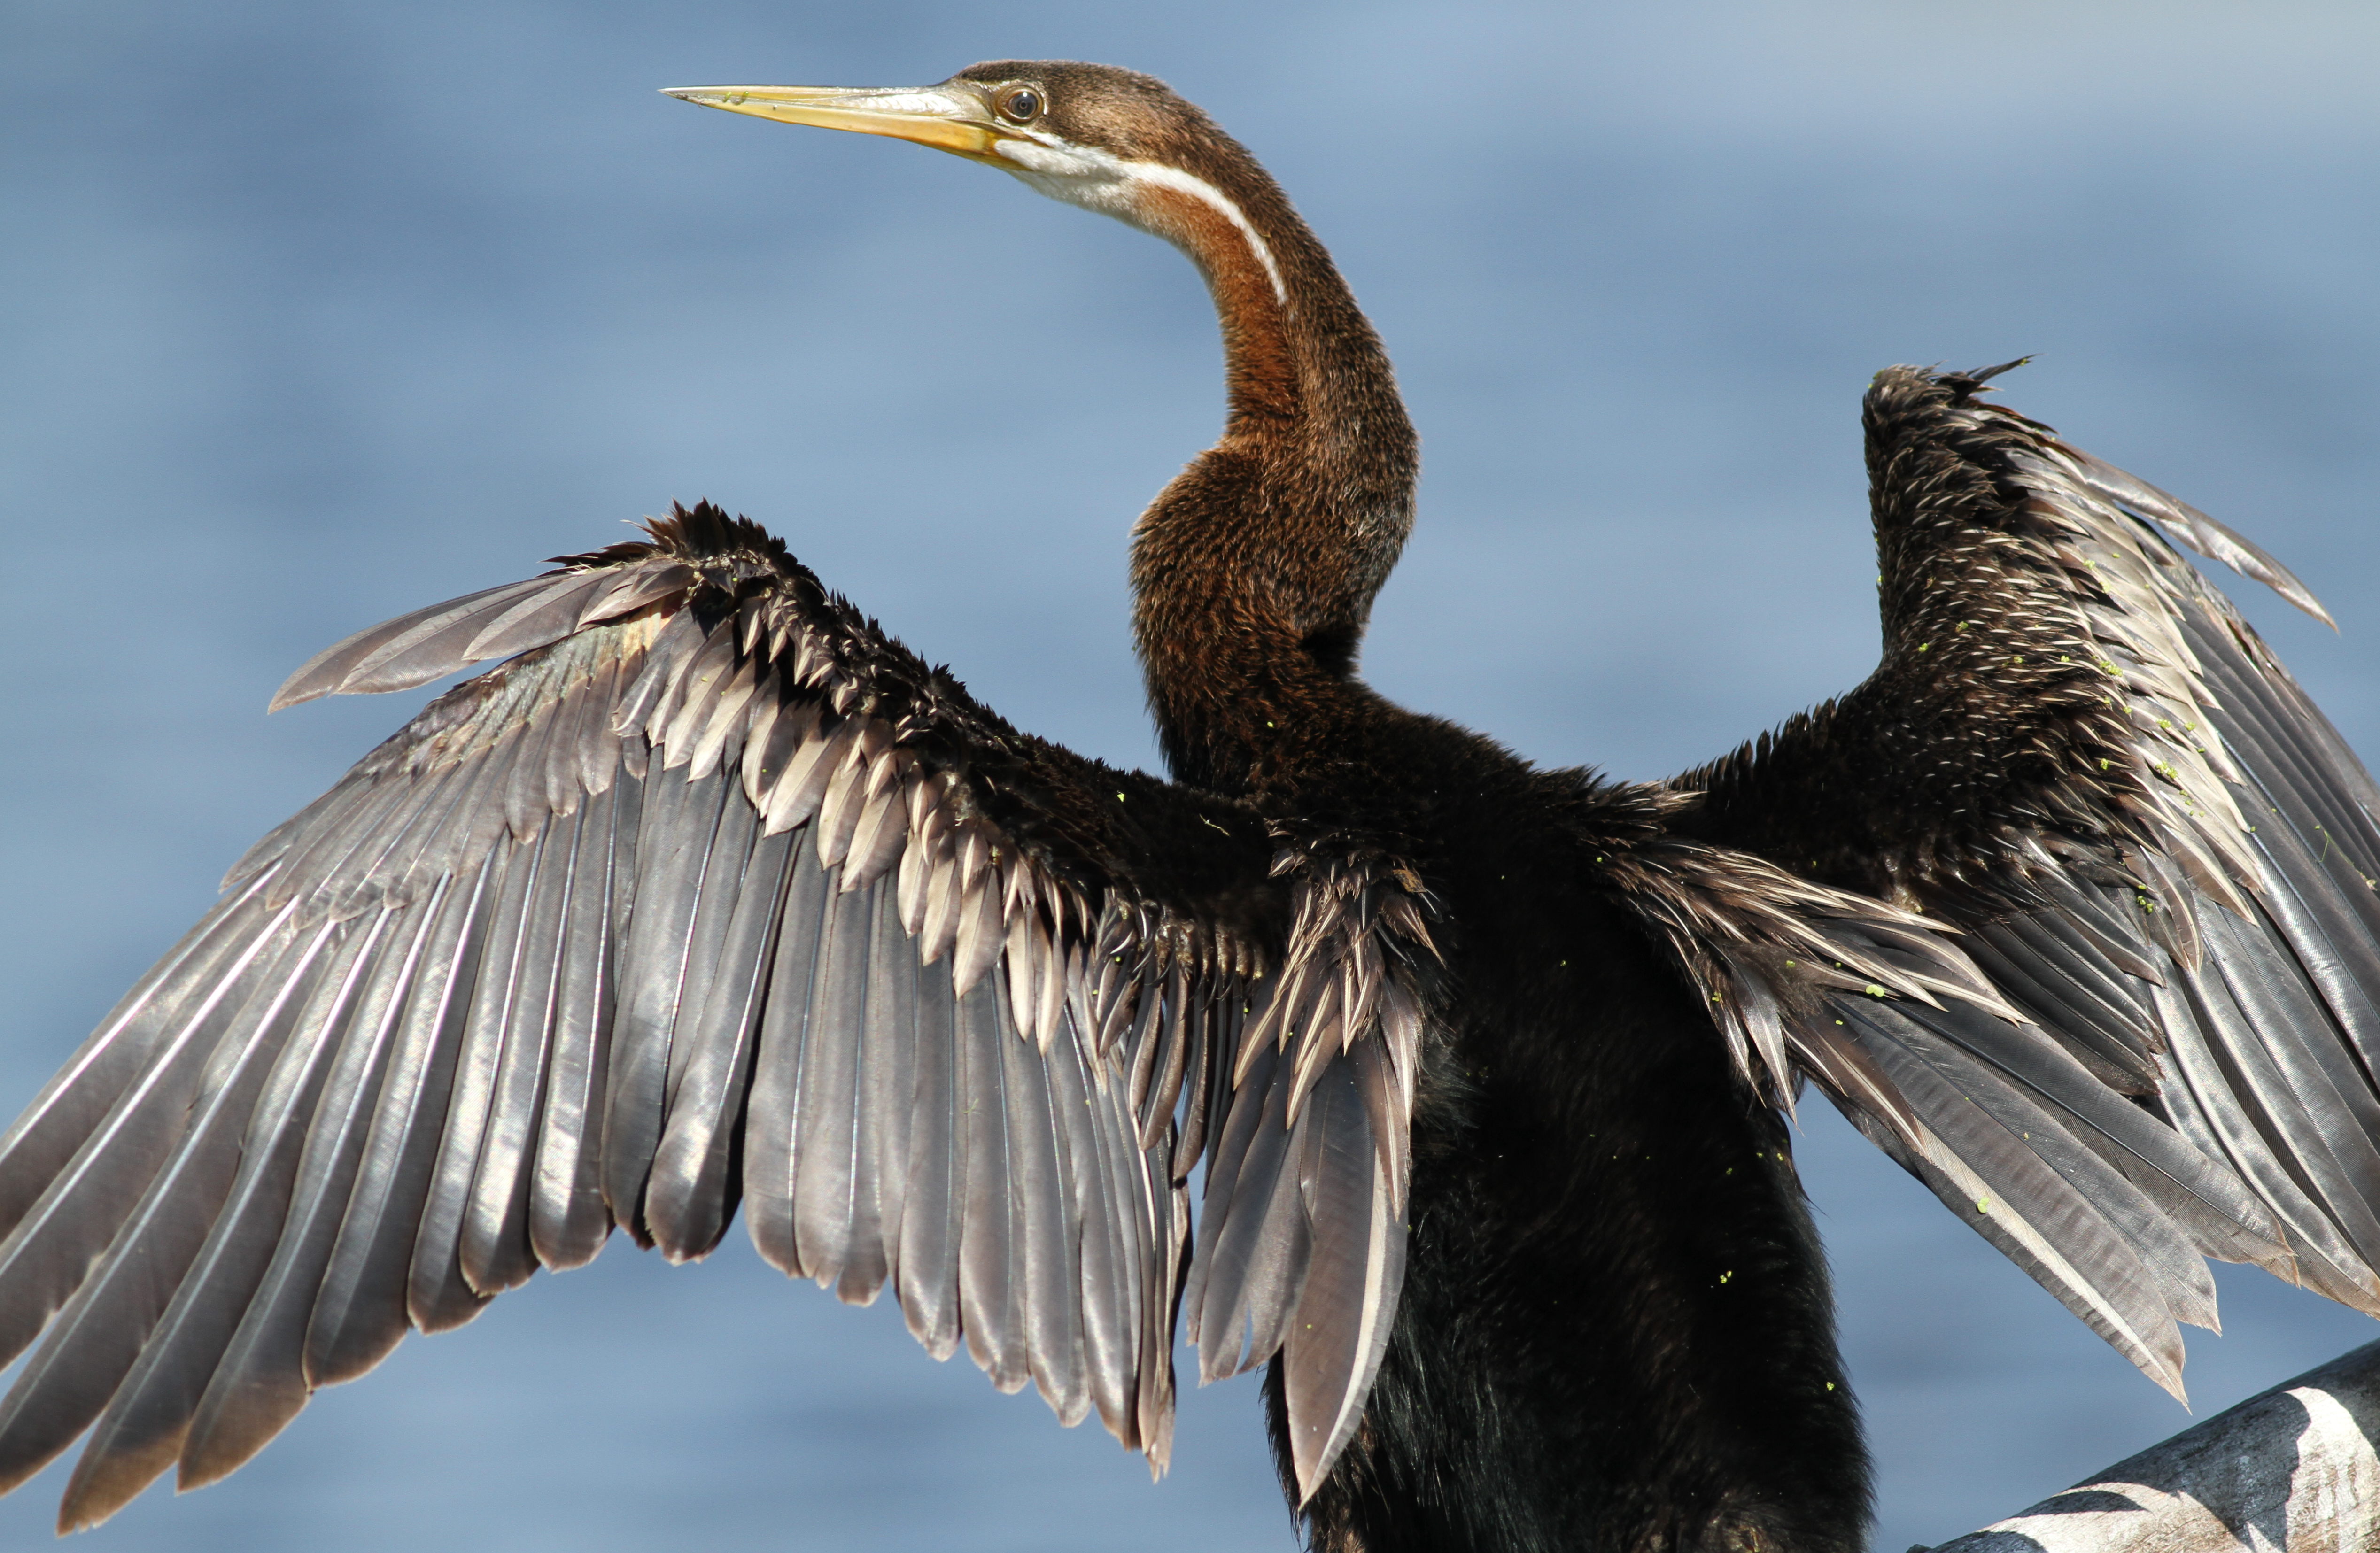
[4,4,2378,1547]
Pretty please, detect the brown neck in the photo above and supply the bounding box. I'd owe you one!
[1124,157,1418,795]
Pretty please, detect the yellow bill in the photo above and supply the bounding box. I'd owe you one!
[662,84,1009,161]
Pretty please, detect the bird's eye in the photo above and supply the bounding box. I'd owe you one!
[998,86,1043,123]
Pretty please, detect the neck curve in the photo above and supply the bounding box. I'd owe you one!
[1118,150,1418,795]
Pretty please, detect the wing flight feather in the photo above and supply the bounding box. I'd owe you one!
[1667,364,2380,1397]
[0,502,1437,1527]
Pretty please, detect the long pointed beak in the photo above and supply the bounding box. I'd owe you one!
[662,83,1008,161]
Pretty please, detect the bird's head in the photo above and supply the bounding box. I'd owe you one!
[668,61,1419,747]
[666,62,1289,304]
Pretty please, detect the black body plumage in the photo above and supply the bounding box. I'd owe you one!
[5,59,2380,1553]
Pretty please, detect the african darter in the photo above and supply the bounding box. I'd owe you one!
[3,60,2378,1553]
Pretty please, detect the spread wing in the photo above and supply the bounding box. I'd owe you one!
[0,502,1436,1528]
[1671,363,2380,1397]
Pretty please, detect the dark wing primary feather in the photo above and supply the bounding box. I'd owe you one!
[1671,363,2380,1396]
[0,502,1437,1527]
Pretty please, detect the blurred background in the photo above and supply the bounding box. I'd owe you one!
[4,2,2379,1548]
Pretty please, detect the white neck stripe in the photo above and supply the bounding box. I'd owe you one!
[1119,161,1288,308]
[995,136,1288,309]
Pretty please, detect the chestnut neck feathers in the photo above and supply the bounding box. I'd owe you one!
[1095,95,1419,795]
